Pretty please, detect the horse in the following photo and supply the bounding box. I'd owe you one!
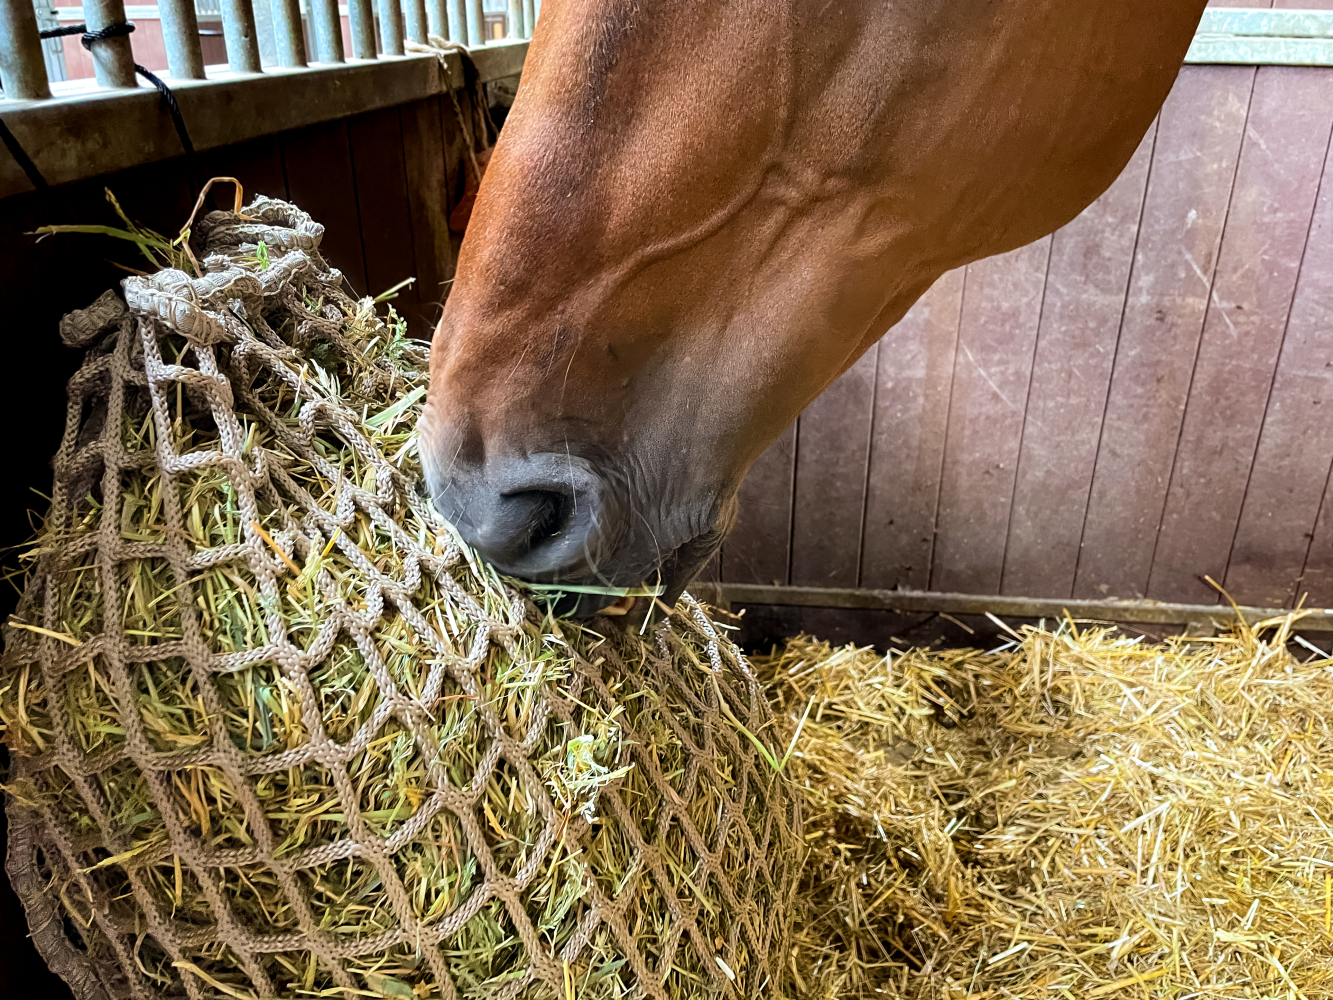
[419,0,1211,615]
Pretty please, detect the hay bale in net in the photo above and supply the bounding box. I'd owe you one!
[759,616,1333,999]
[0,197,800,1000]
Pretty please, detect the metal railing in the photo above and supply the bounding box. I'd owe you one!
[0,0,535,99]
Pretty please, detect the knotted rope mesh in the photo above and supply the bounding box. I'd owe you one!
[1,198,800,1000]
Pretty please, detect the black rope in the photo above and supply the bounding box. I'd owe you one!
[0,116,47,192]
[2,21,196,192]
[76,22,136,48]
[132,64,196,159]
[38,22,92,40]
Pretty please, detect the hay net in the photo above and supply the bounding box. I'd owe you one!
[0,197,800,1000]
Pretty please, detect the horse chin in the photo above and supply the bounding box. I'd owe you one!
[566,529,723,623]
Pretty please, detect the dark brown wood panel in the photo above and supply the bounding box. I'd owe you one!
[930,236,1052,595]
[789,346,880,588]
[400,96,455,337]
[721,422,797,586]
[439,81,477,267]
[1227,116,1333,607]
[1074,66,1254,600]
[280,119,369,294]
[1001,126,1157,598]
[860,268,965,591]
[348,107,423,334]
[1149,67,1333,605]
[197,134,288,203]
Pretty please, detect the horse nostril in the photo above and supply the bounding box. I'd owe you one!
[470,489,573,566]
[425,452,605,581]
[508,489,570,549]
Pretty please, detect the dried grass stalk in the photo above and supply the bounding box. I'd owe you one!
[761,614,1333,999]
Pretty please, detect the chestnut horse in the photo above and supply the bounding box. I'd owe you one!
[420,0,1210,614]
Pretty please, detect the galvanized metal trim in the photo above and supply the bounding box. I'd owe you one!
[220,0,262,74]
[0,0,54,100]
[83,0,138,88]
[158,0,207,79]
[687,582,1333,632]
[308,0,343,63]
[0,42,528,197]
[1186,7,1333,65]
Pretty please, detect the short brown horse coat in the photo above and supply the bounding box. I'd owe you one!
[420,0,1210,611]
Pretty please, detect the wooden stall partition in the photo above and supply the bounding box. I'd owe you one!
[720,53,1333,632]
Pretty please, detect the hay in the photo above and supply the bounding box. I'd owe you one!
[0,194,799,1000]
[761,614,1333,999]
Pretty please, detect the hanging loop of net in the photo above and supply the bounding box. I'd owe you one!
[2,197,801,1000]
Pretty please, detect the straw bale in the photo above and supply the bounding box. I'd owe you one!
[761,615,1333,999]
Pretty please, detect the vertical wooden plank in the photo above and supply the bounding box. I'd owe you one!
[789,347,879,588]
[347,106,423,332]
[198,134,288,201]
[280,119,369,293]
[1227,109,1333,607]
[1304,478,1333,607]
[859,268,964,591]
[1150,68,1333,605]
[722,423,797,586]
[400,95,456,336]
[1002,127,1157,598]
[929,236,1051,595]
[1074,66,1254,600]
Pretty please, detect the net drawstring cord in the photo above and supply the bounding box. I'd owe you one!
[0,21,195,194]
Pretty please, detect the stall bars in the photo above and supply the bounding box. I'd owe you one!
[0,0,538,101]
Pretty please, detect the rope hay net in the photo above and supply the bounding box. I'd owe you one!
[0,197,801,1000]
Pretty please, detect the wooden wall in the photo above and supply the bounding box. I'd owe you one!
[714,61,1333,611]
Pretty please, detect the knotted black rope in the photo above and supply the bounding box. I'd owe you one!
[0,21,195,194]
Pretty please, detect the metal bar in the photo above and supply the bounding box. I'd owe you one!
[506,0,520,39]
[1196,8,1333,39]
[348,0,376,58]
[271,0,307,67]
[1186,36,1333,65]
[0,0,53,99]
[83,0,138,88]
[445,0,464,42]
[423,0,443,37]
[220,0,263,73]
[252,0,278,66]
[689,583,1333,633]
[467,0,483,45]
[405,0,428,43]
[309,0,343,62]
[157,0,206,79]
[380,0,404,54]
[521,0,534,38]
